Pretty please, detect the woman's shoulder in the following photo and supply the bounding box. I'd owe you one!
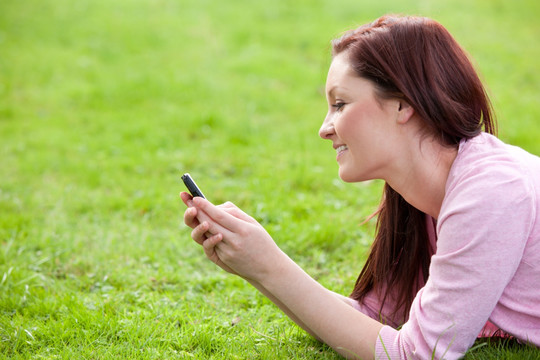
[434,133,538,256]
[440,132,539,239]
[457,132,538,168]
[447,132,540,195]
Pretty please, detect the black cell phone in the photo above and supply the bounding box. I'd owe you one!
[181,173,206,199]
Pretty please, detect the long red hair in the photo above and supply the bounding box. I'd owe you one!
[332,15,496,324]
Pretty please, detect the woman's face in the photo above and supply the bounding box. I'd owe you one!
[319,52,402,183]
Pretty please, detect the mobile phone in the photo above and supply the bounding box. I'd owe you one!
[181,173,206,199]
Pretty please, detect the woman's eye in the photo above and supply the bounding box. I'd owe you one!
[332,102,346,111]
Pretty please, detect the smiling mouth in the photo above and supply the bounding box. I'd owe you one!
[336,145,348,154]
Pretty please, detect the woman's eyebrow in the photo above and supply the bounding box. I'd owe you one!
[327,86,339,98]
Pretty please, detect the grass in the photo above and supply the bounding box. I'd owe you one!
[1,0,539,358]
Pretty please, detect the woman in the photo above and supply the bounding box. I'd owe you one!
[181,15,540,359]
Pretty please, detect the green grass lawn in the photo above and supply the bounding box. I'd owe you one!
[1,0,539,358]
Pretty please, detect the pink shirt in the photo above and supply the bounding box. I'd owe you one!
[352,133,540,359]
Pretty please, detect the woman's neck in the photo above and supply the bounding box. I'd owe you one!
[386,136,458,220]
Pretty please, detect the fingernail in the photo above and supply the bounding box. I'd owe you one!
[187,200,194,207]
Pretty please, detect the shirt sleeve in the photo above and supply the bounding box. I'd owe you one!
[375,161,535,359]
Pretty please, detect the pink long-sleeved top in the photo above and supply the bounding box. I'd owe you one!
[351,132,540,359]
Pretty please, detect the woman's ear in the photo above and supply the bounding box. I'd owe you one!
[396,100,415,124]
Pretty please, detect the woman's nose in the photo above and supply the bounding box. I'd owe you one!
[319,115,335,139]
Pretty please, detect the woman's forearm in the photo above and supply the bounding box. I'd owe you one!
[245,278,323,341]
[245,278,361,342]
[257,256,383,360]
[184,198,382,358]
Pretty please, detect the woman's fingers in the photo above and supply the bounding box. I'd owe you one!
[191,221,210,244]
[182,192,237,275]
[183,192,252,230]
[218,202,256,223]
[183,206,200,228]
[191,217,231,246]
[180,191,194,207]
[185,202,230,245]
[202,232,223,252]
[202,233,238,274]
[193,197,246,231]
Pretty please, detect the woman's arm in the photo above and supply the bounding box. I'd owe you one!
[187,196,383,359]
[246,280,360,342]
[256,252,383,359]
[181,192,364,344]
[182,192,321,339]
[245,278,322,341]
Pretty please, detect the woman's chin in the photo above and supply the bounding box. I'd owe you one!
[338,169,357,183]
[338,168,374,183]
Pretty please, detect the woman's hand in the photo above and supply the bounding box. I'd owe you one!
[180,192,284,283]
[181,192,237,275]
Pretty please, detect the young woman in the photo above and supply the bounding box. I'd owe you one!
[181,15,540,359]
